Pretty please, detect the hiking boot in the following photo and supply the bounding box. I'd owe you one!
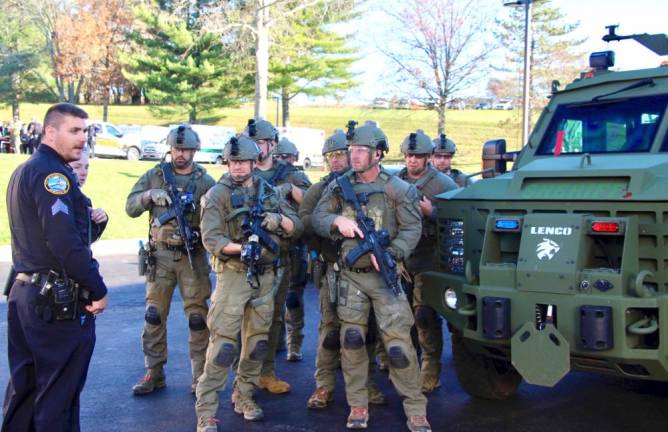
[234,395,264,421]
[406,415,432,432]
[259,374,291,394]
[377,358,389,372]
[367,382,387,405]
[286,348,303,362]
[132,368,166,395]
[307,387,334,409]
[196,416,219,432]
[346,406,369,429]
[420,373,441,394]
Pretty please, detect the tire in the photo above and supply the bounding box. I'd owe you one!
[215,156,224,165]
[126,146,141,160]
[451,330,521,400]
[303,158,312,170]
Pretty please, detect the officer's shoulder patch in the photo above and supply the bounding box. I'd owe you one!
[44,172,70,195]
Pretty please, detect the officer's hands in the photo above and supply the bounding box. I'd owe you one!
[370,254,380,272]
[86,295,108,315]
[290,185,304,204]
[419,196,433,217]
[90,208,108,224]
[144,189,172,207]
[333,216,363,238]
[261,212,283,232]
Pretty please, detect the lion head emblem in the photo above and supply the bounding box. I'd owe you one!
[536,238,560,260]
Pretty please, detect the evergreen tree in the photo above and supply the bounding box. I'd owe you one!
[123,2,253,123]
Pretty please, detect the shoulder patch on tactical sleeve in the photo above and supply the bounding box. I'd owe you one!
[44,173,70,195]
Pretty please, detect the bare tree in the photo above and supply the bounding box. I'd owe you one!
[382,0,495,134]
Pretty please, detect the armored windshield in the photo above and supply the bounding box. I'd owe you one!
[536,94,668,155]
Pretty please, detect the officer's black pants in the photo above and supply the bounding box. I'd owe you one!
[2,280,96,432]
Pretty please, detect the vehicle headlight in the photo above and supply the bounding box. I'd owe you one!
[444,288,458,309]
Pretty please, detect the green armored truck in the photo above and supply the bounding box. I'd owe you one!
[423,27,668,399]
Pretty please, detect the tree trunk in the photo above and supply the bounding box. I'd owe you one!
[131,86,141,105]
[11,98,19,119]
[254,0,269,119]
[10,73,20,118]
[437,102,447,135]
[189,105,197,123]
[281,88,290,127]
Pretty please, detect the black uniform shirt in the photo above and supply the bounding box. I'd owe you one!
[6,145,107,300]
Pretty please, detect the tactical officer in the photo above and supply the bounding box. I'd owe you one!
[301,128,387,409]
[398,130,457,393]
[126,124,215,395]
[313,123,431,431]
[3,103,108,431]
[431,133,471,186]
[246,119,311,393]
[275,136,309,362]
[195,136,302,430]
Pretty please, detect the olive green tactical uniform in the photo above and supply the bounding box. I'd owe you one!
[126,162,215,387]
[195,174,303,420]
[313,169,428,416]
[398,164,457,387]
[254,159,311,375]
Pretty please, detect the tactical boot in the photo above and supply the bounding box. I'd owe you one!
[367,382,388,405]
[197,416,219,432]
[259,374,291,394]
[286,346,303,362]
[233,395,264,421]
[420,373,441,394]
[346,406,369,429]
[406,415,432,432]
[307,387,334,409]
[132,368,166,395]
[230,382,240,405]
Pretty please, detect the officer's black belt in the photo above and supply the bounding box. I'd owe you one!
[346,266,375,274]
[16,272,51,285]
[155,242,200,252]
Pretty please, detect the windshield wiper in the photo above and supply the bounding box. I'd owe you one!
[592,78,655,101]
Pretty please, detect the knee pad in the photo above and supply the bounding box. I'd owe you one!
[215,343,237,367]
[388,345,410,369]
[414,306,435,330]
[144,305,161,325]
[286,290,301,309]
[249,340,269,361]
[322,330,341,351]
[188,313,207,331]
[343,328,365,350]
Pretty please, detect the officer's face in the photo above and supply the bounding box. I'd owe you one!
[172,148,195,169]
[431,153,453,172]
[325,150,349,173]
[228,160,253,182]
[405,153,428,177]
[256,139,275,159]
[350,145,379,172]
[48,115,87,162]
[69,152,90,187]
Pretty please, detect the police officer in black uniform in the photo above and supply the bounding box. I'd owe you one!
[3,103,108,431]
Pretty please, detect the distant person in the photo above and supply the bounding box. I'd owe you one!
[86,124,100,157]
[26,117,43,154]
[69,145,108,243]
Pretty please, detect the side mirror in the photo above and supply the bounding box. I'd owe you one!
[481,139,518,178]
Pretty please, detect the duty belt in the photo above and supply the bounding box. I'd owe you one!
[346,266,375,274]
[15,272,70,286]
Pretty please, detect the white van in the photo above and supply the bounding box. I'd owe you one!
[277,126,325,169]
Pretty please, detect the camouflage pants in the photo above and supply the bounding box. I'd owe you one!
[337,270,427,416]
[412,273,443,378]
[315,265,378,391]
[260,256,289,377]
[142,247,210,384]
[195,264,276,418]
[285,244,308,352]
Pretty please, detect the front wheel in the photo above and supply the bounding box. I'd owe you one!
[126,146,141,160]
[451,330,521,400]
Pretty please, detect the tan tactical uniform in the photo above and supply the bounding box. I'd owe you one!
[125,162,215,387]
[195,174,302,420]
[398,165,457,388]
[312,169,427,416]
[254,159,311,375]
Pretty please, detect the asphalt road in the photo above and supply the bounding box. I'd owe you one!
[1,256,668,431]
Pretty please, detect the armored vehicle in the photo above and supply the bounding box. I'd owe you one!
[423,27,668,399]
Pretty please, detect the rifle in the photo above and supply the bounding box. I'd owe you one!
[238,179,280,288]
[336,175,402,296]
[153,163,197,269]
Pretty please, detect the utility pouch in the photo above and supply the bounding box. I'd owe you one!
[138,243,149,276]
[328,265,340,306]
[49,272,78,321]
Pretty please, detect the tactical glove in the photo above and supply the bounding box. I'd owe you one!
[261,212,282,232]
[146,189,172,207]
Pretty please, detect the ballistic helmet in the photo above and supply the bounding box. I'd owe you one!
[275,137,299,157]
[433,133,456,154]
[245,118,278,142]
[350,122,389,154]
[400,130,434,155]
[167,124,200,150]
[224,135,261,161]
[322,129,348,155]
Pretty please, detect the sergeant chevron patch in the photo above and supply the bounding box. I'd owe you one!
[51,198,70,216]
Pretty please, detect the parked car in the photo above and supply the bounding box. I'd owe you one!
[120,125,170,160]
[88,121,127,158]
[493,99,515,110]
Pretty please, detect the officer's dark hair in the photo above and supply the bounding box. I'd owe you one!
[43,103,88,130]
